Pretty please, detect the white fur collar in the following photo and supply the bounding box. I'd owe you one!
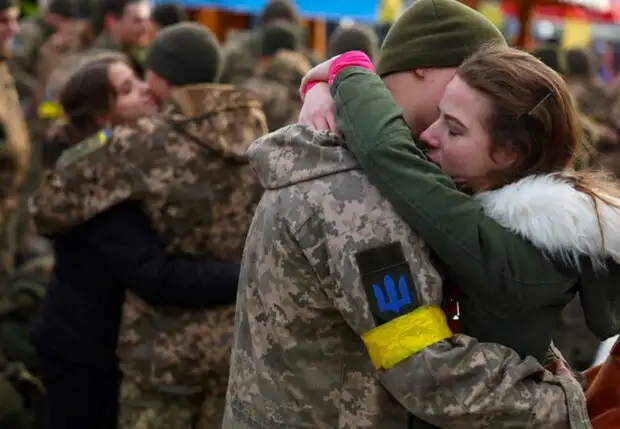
[476,174,620,270]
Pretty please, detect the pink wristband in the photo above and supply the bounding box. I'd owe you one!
[328,51,375,85]
[301,80,321,98]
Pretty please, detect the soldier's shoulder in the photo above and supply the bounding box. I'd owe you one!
[106,116,171,154]
[56,128,112,169]
[255,124,340,148]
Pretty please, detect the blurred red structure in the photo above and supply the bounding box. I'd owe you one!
[501,0,620,23]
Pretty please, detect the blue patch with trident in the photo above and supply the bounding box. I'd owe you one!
[355,242,419,324]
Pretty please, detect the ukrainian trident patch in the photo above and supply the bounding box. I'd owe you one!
[355,242,419,325]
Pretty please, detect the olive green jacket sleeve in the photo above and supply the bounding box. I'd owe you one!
[331,68,573,315]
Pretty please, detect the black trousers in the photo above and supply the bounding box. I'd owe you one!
[37,353,121,429]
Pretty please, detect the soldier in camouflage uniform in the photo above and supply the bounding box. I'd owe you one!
[9,0,92,101]
[220,0,302,84]
[0,0,26,292]
[91,0,150,77]
[0,3,45,428]
[225,125,588,429]
[242,22,310,131]
[8,0,93,294]
[224,2,591,428]
[30,23,267,429]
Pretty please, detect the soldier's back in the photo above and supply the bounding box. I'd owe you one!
[242,50,309,131]
[116,83,266,427]
[242,76,299,131]
[224,125,441,428]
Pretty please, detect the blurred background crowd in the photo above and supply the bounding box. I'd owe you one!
[2,0,620,427]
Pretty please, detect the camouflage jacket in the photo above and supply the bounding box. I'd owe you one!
[8,14,54,100]
[31,84,267,393]
[222,125,590,429]
[242,50,310,132]
[0,59,30,290]
[219,33,261,85]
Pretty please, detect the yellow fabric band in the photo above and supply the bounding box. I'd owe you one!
[37,101,63,119]
[361,305,452,370]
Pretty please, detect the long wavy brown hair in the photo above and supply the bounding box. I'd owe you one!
[458,45,620,246]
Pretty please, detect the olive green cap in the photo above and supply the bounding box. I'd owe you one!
[145,22,221,86]
[377,0,506,76]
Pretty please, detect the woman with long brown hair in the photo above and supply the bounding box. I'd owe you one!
[299,45,620,425]
[43,53,156,167]
[33,56,239,429]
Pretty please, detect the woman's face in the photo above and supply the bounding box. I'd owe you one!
[419,75,515,192]
[107,61,157,122]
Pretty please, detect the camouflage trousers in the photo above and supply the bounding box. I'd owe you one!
[118,380,226,429]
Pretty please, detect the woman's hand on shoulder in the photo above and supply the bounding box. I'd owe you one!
[298,82,339,135]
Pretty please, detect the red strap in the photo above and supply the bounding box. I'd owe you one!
[443,280,461,333]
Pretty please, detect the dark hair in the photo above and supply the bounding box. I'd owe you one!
[565,48,595,80]
[151,3,187,28]
[43,55,124,167]
[260,0,297,26]
[102,0,139,17]
[48,0,93,19]
[261,22,298,57]
[327,24,379,60]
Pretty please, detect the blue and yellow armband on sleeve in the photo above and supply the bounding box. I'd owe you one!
[361,305,451,369]
[355,242,452,370]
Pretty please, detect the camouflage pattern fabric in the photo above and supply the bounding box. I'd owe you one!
[8,14,54,100]
[223,125,591,429]
[241,49,310,131]
[119,378,227,429]
[0,59,30,292]
[31,84,267,426]
[219,36,261,85]
[118,379,203,429]
[219,25,316,84]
